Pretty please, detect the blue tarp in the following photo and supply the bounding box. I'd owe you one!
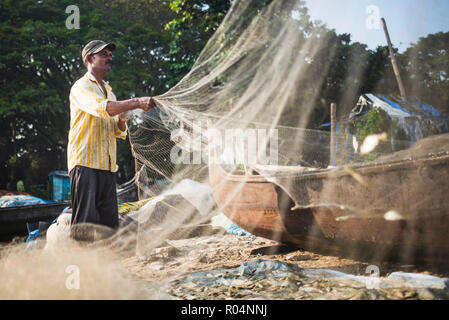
[227,223,253,236]
[211,213,253,236]
[378,94,411,115]
[0,195,55,208]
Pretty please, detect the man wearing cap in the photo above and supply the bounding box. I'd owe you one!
[68,40,156,238]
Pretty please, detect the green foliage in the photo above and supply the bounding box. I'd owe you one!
[0,0,231,191]
[402,32,449,113]
[354,108,392,143]
[353,108,394,160]
[164,0,232,86]
[0,0,175,189]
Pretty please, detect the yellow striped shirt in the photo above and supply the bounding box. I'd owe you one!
[67,72,127,174]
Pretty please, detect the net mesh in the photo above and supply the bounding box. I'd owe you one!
[125,0,449,263]
[1,0,449,299]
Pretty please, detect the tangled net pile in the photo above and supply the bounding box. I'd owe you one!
[126,0,449,264]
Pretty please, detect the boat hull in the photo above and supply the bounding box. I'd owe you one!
[209,148,449,262]
[0,202,69,241]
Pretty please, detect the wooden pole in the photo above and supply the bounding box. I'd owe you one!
[381,18,407,101]
[330,103,337,166]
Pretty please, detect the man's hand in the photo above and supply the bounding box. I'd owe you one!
[117,116,127,131]
[137,97,158,111]
[119,110,132,121]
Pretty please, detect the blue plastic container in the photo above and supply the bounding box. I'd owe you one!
[48,171,70,202]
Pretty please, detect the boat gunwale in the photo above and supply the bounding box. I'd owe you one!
[213,153,449,183]
[0,201,70,213]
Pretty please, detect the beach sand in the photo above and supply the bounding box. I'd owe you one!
[1,225,448,300]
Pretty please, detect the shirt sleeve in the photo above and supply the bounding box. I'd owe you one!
[70,80,111,119]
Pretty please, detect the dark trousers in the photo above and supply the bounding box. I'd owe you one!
[70,166,119,231]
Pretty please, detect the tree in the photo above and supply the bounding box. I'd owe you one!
[0,0,78,191]
[164,0,233,86]
[0,0,175,190]
[402,32,449,114]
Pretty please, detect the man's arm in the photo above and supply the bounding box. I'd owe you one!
[108,97,156,132]
[106,97,154,117]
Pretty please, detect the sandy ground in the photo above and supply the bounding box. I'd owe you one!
[120,226,449,299]
[124,233,369,282]
[123,226,449,282]
[1,224,448,300]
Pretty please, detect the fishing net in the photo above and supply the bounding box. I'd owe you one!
[122,0,449,265]
[1,0,449,299]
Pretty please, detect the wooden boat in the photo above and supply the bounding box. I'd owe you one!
[208,17,449,264]
[208,141,449,263]
[0,202,70,241]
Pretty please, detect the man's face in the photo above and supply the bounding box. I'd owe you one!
[88,48,113,73]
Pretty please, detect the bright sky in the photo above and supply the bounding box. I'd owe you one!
[304,0,449,52]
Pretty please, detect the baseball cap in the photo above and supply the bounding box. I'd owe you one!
[82,40,116,64]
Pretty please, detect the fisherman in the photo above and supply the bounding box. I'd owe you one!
[67,40,156,239]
